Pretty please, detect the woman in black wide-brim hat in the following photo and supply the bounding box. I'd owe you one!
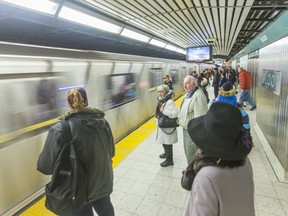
[184,102,255,216]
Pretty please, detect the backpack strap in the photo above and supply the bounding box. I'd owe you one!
[60,120,73,143]
[60,120,76,158]
[60,120,77,197]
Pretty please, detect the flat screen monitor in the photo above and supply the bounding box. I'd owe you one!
[186,46,212,62]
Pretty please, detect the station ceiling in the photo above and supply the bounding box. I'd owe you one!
[0,0,287,61]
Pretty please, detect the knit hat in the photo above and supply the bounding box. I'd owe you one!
[222,82,233,91]
[188,102,252,160]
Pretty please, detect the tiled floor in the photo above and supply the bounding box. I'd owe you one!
[110,86,288,216]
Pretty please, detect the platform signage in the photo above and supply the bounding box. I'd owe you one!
[262,69,281,95]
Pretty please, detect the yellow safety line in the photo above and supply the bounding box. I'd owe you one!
[20,95,184,216]
[0,118,59,144]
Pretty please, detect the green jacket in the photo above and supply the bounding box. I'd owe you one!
[37,107,115,202]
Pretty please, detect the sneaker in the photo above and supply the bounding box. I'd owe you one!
[159,153,166,159]
[250,106,256,111]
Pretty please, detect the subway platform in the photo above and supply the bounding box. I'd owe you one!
[20,86,288,216]
[110,87,288,216]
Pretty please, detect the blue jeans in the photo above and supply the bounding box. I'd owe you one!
[67,196,114,216]
[239,89,256,107]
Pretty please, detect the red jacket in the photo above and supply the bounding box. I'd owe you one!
[239,69,252,89]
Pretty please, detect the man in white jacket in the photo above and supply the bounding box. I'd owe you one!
[178,75,208,165]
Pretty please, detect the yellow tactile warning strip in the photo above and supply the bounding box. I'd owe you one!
[20,95,184,216]
[0,118,59,145]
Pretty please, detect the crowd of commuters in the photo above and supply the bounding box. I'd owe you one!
[37,65,256,215]
[193,65,256,110]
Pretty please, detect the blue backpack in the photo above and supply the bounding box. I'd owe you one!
[45,120,88,215]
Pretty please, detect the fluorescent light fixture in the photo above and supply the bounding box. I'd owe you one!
[120,28,150,43]
[59,6,122,34]
[175,48,185,54]
[165,44,177,51]
[58,84,85,91]
[149,39,166,48]
[2,0,58,15]
[84,0,130,20]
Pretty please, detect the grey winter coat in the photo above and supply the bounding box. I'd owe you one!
[37,107,115,203]
[184,158,255,216]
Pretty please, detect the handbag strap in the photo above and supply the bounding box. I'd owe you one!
[160,127,177,135]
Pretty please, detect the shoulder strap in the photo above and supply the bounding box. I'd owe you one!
[59,120,78,198]
[60,120,76,160]
[60,120,72,143]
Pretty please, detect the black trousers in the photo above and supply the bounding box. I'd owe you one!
[67,195,114,216]
[214,86,219,98]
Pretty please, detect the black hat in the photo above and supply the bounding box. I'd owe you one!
[222,82,233,91]
[188,102,251,160]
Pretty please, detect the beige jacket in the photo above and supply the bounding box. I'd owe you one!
[178,88,208,129]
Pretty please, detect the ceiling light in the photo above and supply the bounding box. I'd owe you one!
[206,38,217,44]
[2,0,58,15]
[175,48,185,54]
[59,6,122,34]
[165,45,177,51]
[158,28,175,34]
[149,39,166,48]
[120,29,150,43]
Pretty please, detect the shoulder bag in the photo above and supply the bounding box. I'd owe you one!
[158,113,179,128]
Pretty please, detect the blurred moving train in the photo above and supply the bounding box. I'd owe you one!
[0,42,213,215]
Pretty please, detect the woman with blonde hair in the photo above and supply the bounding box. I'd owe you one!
[37,88,115,216]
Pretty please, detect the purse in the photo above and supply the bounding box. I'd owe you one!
[181,161,196,191]
[158,113,179,128]
[181,149,218,191]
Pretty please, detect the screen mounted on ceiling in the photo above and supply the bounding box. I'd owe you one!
[186,45,212,62]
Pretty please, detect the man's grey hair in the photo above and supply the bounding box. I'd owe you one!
[186,75,198,85]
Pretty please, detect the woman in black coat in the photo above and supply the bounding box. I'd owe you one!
[37,88,115,216]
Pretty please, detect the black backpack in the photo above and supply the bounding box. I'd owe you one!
[45,120,88,215]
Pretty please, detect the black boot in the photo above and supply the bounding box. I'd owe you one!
[160,160,174,167]
[159,144,167,159]
[161,145,174,167]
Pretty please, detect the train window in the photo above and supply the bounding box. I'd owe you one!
[148,68,163,91]
[181,67,187,79]
[103,73,137,109]
[169,69,179,84]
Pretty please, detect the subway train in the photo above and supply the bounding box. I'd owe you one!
[0,42,214,215]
